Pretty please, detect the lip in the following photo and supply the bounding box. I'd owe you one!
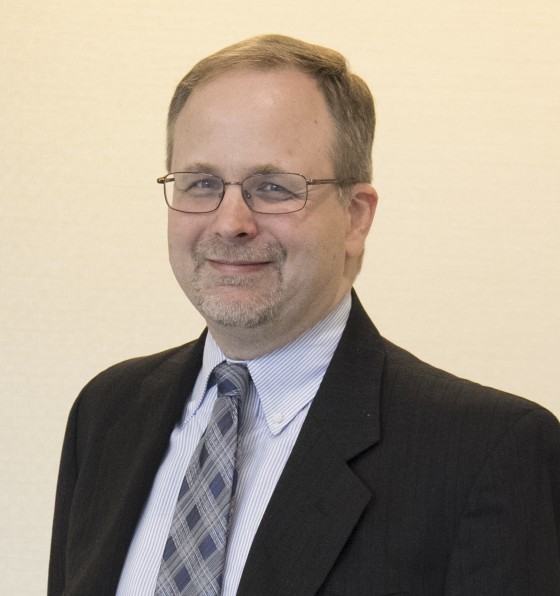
[207,259,272,275]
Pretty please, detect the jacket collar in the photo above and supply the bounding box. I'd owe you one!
[237,291,385,595]
[81,292,384,595]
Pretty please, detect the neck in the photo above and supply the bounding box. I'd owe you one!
[206,291,351,360]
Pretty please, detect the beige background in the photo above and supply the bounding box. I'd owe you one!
[1,0,559,592]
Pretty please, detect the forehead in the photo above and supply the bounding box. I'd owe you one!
[171,68,335,175]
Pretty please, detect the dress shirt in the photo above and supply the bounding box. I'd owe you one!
[116,294,351,595]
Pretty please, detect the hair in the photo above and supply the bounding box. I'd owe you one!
[166,34,375,186]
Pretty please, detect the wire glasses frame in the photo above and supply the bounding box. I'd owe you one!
[156,171,353,214]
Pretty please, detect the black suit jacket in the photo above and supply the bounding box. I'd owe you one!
[49,294,560,595]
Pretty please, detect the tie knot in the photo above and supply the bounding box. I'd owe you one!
[213,362,250,399]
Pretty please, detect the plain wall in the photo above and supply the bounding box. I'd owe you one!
[1,0,559,592]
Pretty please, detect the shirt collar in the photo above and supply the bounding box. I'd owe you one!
[188,294,351,434]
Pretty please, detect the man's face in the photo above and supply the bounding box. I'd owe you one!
[168,67,374,354]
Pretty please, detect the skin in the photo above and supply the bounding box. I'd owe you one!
[168,67,378,359]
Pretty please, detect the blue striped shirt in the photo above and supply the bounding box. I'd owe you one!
[117,294,351,595]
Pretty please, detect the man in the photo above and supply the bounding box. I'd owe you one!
[49,35,560,595]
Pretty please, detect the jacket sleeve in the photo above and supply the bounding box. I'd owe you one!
[444,407,560,595]
[48,396,81,595]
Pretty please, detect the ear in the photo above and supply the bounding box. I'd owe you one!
[345,183,378,258]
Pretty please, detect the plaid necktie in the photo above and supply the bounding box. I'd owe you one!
[155,362,249,596]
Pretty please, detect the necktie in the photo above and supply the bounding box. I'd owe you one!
[155,362,249,596]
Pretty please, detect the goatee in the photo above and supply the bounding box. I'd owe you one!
[190,238,287,328]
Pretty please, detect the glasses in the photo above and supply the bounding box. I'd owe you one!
[156,172,352,214]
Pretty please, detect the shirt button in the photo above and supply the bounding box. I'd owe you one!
[272,413,284,424]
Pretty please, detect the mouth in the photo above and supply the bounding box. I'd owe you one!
[207,259,272,275]
[193,238,287,279]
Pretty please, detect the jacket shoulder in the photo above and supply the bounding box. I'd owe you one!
[83,342,195,388]
[70,339,203,435]
[378,335,559,449]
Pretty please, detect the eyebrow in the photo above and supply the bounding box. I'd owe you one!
[250,163,288,175]
[174,162,289,177]
[175,162,217,174]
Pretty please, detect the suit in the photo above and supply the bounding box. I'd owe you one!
[49,293,560,595]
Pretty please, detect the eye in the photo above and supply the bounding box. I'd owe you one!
[247,175,302,202]
[192,177,221,190]
[189,175,222,192]
[261,182,290,193]
[257,183,294,201]
[175,174,222,195]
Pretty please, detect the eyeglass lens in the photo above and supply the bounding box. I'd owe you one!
[164,172,308,214]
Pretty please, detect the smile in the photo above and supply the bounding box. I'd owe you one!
[207,259,272,275]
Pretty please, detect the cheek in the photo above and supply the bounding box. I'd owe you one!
[316,218,349,260]
[286,228,345,280]
[167,211,183,241]
[167,218,198,276]
[168,213,197,250]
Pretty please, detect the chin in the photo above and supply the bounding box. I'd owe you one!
[194,286,283,329]
[200,299,281,328]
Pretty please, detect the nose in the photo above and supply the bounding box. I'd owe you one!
[211,183,258,239]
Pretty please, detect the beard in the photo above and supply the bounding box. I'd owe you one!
[189,238,288,328]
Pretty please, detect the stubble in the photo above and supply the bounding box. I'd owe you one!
[189,238,288,328]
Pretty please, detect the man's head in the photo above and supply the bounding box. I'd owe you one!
[165,35,377,358]
[166,34,375,187]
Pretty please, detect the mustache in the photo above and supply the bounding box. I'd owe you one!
[193,239,287,265]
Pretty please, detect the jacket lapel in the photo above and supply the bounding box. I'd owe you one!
[238,295,386,595]
[76,337,206,593]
